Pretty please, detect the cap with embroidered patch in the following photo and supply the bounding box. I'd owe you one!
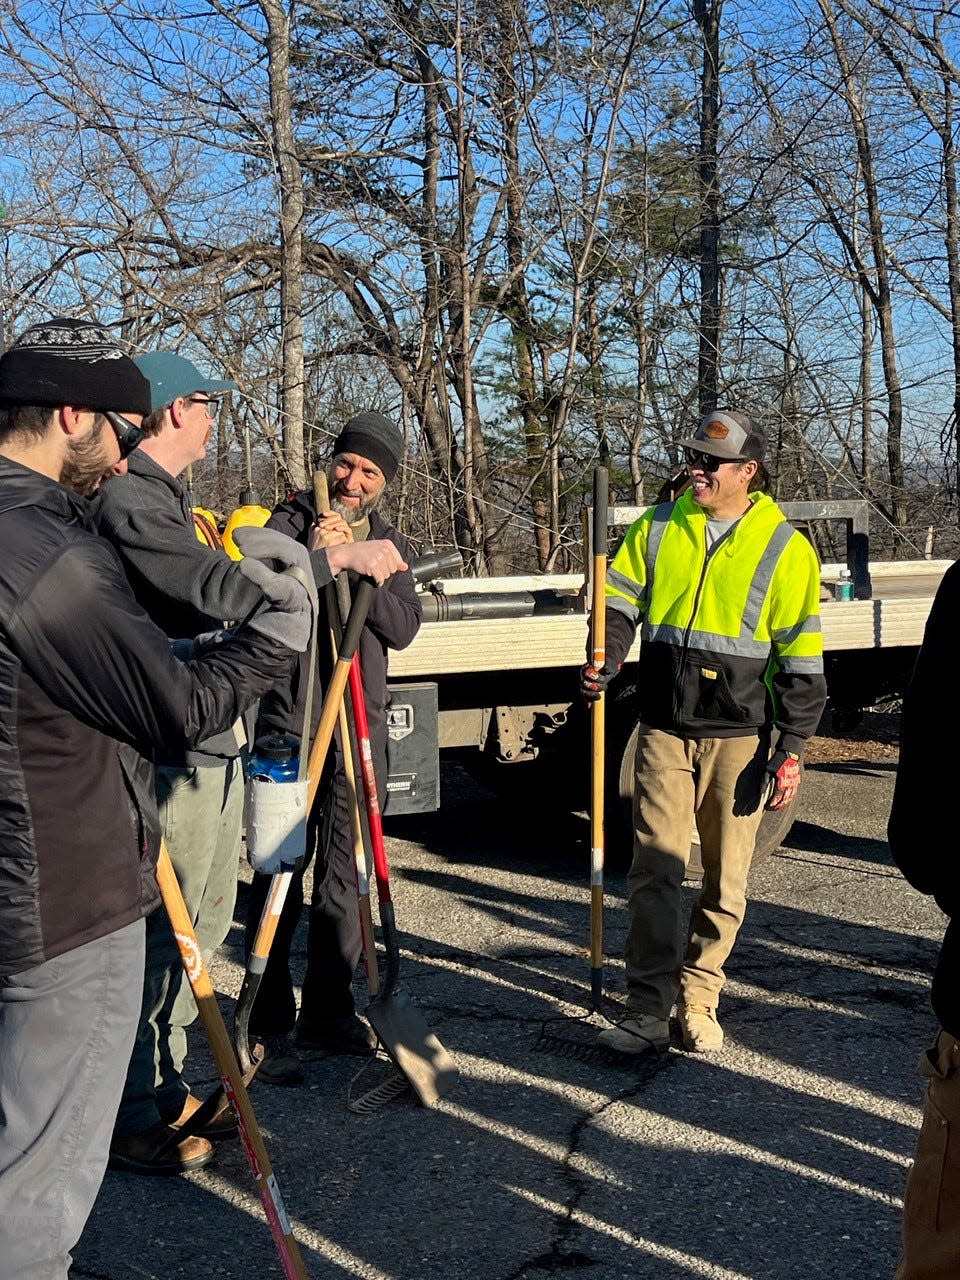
[678,408,765,462]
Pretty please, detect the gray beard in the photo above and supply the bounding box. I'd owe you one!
[327,484,383,524]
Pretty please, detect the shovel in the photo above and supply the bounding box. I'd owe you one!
[588,464,608,1013]
[312,469,381,995]
[156,842,308,1279]
[346,649,458,1107]
[234,576,376,1072]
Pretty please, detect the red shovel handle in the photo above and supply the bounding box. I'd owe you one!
[347,655,391,907]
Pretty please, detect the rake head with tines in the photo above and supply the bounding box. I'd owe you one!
[534,1015,675,1075]
[347,1052,416,1114]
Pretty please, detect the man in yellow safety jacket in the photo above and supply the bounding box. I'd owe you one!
[581,408,827,1055]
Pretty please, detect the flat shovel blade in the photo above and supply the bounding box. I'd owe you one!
[366,991,458,1107]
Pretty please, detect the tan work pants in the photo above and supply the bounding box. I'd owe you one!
[624,726,768,1019]
[896,1030,960,1280]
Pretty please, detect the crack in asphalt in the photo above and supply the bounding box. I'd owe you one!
[503,1052,680,1279]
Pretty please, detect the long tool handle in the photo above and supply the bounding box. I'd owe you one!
[235,871,296,1073]
[347,652,400,998]
[157,843,308,1280]
[235,576,376,1064]
[589,466,608,1013]
[305,578,376,810]
[234,564,318,1073]
[313,470,380,996]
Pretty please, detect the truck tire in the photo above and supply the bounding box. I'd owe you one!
[608,704,801,882]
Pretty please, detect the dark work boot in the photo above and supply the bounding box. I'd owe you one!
[295,1014,377,1057]
[255,1033,306,1086]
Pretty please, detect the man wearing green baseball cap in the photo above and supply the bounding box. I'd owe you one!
[91,349,256,1173]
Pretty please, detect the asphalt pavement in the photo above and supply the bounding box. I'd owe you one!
[71,755,943,1280]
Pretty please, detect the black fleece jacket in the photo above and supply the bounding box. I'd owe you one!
[888,559,960,1037]
[0,456,295,975]
[256,494,421,785]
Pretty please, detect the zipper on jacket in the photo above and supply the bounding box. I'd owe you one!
[670,519,739,725]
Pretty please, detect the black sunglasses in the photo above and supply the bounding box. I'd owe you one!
[104,410,146,460]
[684,448,746,473]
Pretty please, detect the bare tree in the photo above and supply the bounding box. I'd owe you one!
[692,0,723,414]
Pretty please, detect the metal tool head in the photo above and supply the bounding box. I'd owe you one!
[366,990,458,1108]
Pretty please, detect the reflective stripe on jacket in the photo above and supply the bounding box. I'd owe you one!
[606,491,826,752]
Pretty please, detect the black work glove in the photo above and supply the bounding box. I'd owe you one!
[580,661,621,703]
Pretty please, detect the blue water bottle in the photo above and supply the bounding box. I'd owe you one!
[246,732,300,783]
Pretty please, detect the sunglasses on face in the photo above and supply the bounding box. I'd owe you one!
[684,448,745,473]
[104,411,146,460]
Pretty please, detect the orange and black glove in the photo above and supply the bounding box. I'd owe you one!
[580,661,621,704]
[765,749,801,810]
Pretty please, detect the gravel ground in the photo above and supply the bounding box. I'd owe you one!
[804,705,901,767]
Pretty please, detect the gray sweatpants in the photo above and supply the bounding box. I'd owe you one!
[0,918,145,1280]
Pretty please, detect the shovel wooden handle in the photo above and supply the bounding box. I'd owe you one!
[300,578,374,809]
[157,843,308,1279]
[236,575,376,1064]
[313,469,380,995]
[589,466,608,1012]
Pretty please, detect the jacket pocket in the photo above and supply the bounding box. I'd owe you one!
[689,663,751,724]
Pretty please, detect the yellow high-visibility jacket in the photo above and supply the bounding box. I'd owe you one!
[605,491,826,754]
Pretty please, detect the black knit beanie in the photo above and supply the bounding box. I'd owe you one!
[332,411,404,482]
[0,317,151,416]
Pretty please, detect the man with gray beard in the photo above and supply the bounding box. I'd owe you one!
[244,411,422,1084]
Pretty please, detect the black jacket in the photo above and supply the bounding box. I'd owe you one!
[0,457,294,975]
[257,495,421,785]
[90,450,264,765]
[888,559,960,1037]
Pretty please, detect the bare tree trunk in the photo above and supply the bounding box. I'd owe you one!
[942,70,960,512]
[261,0,306,490]
[693,0,723,413]
[496,9,550,569]
[820,0,906,531]
[859,264,874,490]
[835,0,960,520]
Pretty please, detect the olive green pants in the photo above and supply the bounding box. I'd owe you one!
[896,1030,960,1279]
[115,759,243,1134]
[624,726,768,1020]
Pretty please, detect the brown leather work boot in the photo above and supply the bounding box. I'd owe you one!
[108,1120,214,1176]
